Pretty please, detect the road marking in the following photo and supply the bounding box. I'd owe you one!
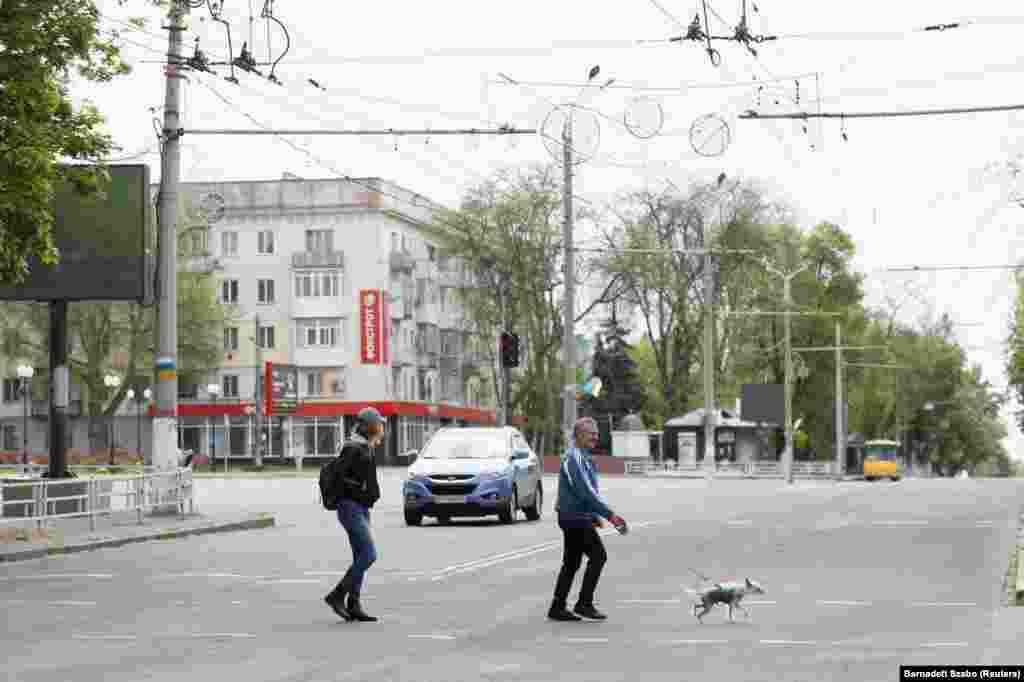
[256,579,322,585]
[6,573,114,580]
[744,600,777,605]
[430,541,561,578]
[922,642,968,648]
[2,599,97,607]
[73,634,138,641]
[181,633,257,639]
[661,639,728,645]
[620,599,682,604]
[759,640,816,645]
[872,521,928,526]
[431,544,560,581]
[911,602,977,607]
[727,520,753,526]
[563,638,609,644]
[817,600,871,606]
[408,634,457,640]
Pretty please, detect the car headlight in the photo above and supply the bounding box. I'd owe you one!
[408,471,428,481]
[479,468,511,481]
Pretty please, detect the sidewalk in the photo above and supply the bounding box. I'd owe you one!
[0,509,275,564]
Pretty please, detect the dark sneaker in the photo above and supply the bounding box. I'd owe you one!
[573,604,607,620]
[548,605,583,621]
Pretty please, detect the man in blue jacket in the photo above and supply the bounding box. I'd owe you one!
[548,416,627,621]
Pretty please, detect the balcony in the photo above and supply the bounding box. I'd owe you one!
[293,250,345,269]
[389,251,415,273]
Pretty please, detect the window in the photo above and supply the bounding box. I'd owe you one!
[257,279,275,304]
[257,230,275,254]
[306,371,322,396]
[224,327,239,352]
[296,319,340,349]
[257,324,275,349]
[294,271,339,299]
[3,424,17,450]
[3,378,20,403]
[305,229,334,254]
[221,230,238,257]
[222,374,239,398]
[220,279,239,304]
[391,232,399,253]
[427,244,435,261]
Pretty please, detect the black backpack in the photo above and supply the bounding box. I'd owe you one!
[318,442,362,511]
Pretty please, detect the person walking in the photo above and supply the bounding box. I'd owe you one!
[324,406,385,622]
[548,416,627,621]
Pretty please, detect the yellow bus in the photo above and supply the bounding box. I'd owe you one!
[863,439,902,481]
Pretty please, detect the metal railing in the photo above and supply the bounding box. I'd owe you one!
[0,467,194,531]
[637,460,834,478]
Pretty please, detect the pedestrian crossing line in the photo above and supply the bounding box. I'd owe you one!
[922,642,968,648]
[759,639,817,646]
[817,600,871,606]
[408,634,457,641]
[563,638,610,644]
[73,634,138,641]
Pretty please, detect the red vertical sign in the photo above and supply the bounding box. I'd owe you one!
[360,289,381,364]
[264,361,273,416]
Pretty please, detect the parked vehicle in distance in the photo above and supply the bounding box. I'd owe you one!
[863,439,902,481]
[401,427,543,526]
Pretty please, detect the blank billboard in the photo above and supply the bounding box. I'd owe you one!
[0,164,152,302]
[740,384,784,425]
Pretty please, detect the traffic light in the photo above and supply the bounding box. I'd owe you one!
[500,331,520,368]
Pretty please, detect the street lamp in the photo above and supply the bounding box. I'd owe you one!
[16,365,34,475]
[104,374,122,466]
[760,259,811,485]
[207,383,221,472]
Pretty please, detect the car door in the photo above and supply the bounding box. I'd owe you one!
[512,431,538,502]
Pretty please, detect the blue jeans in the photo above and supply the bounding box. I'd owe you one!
[336,499,378,593]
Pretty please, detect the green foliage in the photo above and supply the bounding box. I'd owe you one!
[0,194,236,417]
[0,1,169,285]
[1006,272,1024,431]
[583,312,647,449]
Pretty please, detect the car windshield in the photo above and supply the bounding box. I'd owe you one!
[421,433,507,459]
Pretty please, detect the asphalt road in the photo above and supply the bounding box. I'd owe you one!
[2,471,1022,682]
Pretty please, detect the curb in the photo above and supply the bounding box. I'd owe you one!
[0,513,275,564]
[1015,545,1023,606]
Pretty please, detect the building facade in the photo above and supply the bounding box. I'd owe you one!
[0,176,498,466]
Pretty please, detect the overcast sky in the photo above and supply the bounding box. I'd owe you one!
[86,0,1024,460]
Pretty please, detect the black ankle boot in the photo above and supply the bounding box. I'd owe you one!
[346,592,377,622]
[548,600,582,621]
[324,575,352,621]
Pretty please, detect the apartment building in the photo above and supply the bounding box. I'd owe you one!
[0,175,497,465]
[170,175,496,464]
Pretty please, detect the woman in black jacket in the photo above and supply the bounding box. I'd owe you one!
[324,406,384,622]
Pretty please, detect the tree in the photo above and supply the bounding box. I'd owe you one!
[0,0,163,285]
[583,306,646,452]
[424,165,618,454]
[1006,271,1024,431]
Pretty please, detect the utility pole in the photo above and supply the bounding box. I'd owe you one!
[153,0,187,497]
[254,314,263,467]
[561,115,576,449]
[760,260,810,485]
[703,251,716,476]
[500,279,510,429]
[835,320,843,481]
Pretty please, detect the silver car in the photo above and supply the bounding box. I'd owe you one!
[401,427,543,526]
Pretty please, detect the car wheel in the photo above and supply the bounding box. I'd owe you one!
[524,483,542,521]
[404,510,423,526]
[437,515,451,524]
[498,487,518,524]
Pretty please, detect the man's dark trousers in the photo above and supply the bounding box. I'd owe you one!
[553,524,607,608]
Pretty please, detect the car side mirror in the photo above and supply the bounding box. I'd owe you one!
[511,449,530,461]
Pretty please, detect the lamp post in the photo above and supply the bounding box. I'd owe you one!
[104,374,122,466]
[207,383,221,472]
[759,260,811,485]
[16,365,34,475]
